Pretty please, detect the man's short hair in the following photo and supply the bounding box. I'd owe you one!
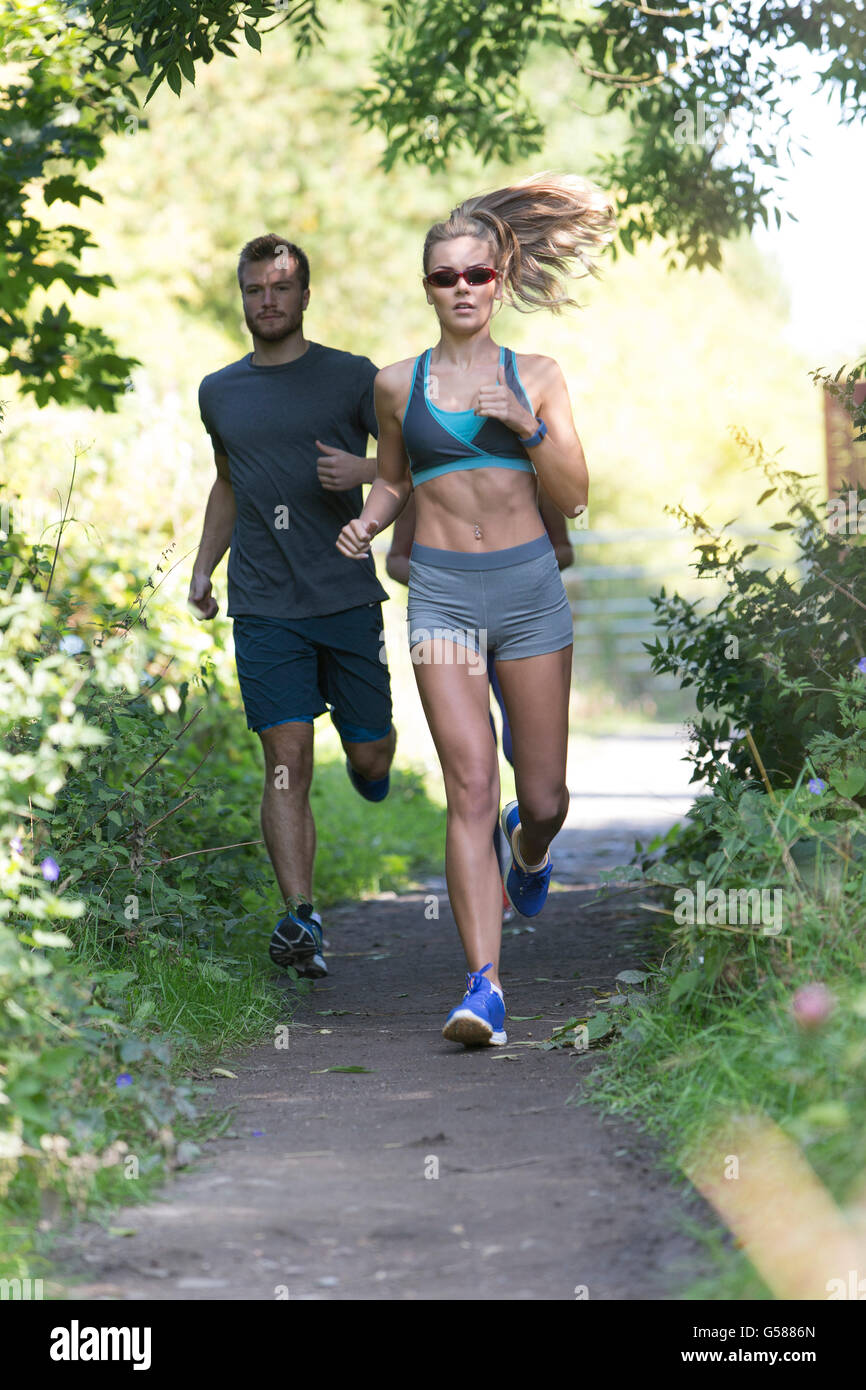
[237,234,310,292]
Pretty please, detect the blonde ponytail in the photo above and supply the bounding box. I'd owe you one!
[423,171,616,313]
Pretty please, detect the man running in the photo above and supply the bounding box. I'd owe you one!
[189,233,397,980]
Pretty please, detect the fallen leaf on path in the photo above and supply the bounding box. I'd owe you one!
[510,1014,542,1021]
[489,1053,521,1061]
[310,1065,373,1074]
[107,1228,137,1237]
[210,1068,238,1078]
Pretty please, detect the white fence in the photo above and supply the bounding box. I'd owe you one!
[564,525,792,686]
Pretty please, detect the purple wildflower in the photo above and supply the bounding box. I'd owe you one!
[807,778,826,794]
[40,856,60,881]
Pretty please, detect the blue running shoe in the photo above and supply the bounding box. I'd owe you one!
[269,902,327,978]
[442,962,507,1047]
[501,800,552,918]
[345,756,390,802]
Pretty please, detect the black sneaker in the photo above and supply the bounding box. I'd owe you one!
[269,903,327,978]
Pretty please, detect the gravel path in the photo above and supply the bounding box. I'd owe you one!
[53,734,718,1301]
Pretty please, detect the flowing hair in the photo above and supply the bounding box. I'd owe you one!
[423,171,617,313]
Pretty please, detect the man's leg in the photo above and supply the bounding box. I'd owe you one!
[316,601,396,799]
[342,723,396,783]
[233,614,326,909]
[258,718,315,907]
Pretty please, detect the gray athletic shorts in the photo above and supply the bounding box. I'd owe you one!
[407,533,573,663]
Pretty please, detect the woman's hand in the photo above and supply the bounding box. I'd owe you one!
[474,363,538,438]
[336,516,379,558]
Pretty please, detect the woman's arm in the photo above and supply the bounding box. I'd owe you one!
[336,365,414,559]
[474,355,588,520]
[525,359,588,520]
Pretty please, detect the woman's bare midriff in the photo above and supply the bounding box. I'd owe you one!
[413,466,545,552]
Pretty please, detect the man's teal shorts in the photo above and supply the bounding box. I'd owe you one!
[232,601,392,741]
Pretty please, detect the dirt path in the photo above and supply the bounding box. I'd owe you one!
[54,771,718,1302]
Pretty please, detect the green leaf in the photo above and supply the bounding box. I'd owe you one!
[244,24,262,51]
[669,969,701,1003]
[177,48,196,84]
[311,1065,373,1073]
[829,767,866,798]
[647,861,682,886]
[585,1012,615,1042]
[113,715,140,736]
[31,930,72,948]
[144,69,167,103]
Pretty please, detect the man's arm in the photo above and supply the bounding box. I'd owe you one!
[188,451,236,619]
[385,491,416,586]
[316,356,380,490]
[538,483,575,571]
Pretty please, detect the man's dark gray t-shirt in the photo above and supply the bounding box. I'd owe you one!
[198,343,389,620]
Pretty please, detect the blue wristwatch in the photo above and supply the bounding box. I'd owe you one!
[518,417,548,448]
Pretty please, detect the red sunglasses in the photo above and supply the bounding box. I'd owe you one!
[424,265,498,288]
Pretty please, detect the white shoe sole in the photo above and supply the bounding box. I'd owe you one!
[442,1008,507,1047]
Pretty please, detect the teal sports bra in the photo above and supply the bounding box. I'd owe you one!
[401,345,537,486]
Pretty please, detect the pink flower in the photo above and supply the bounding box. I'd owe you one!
[791,983,835,1031]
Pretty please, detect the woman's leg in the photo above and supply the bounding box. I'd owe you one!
[487,653,514,767]
[411,637,504,987]
[492,644,572,868]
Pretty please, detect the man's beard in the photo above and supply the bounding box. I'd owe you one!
[245,309,302,341]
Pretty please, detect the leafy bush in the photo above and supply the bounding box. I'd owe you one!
[588,414,866,1297]
[1,468,447,1276]
[0,574,214,1268]
[645,431,866,789]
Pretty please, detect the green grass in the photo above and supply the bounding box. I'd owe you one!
[0,739,447,1286]
[576,901,866,1299]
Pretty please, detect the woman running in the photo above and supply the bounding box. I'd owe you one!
[336,172,615,1047]
[386,488,575,925]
